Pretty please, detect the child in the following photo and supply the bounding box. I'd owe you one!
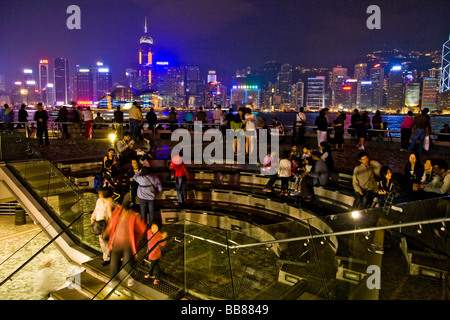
[290,158,303,196]
[144,223,168,285]
[278,150,292,196]
[290,145,301,160]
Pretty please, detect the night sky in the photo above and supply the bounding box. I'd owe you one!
[1,0,449,87]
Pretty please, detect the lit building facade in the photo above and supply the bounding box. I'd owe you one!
[73,66,93,103]
[230,85,260,109]
[39,59,50,105]
[277,63,292,104]
[92,62,112,102]
[359,81,373,110]
[387,66,404,110]
[422,77,439,111]
[54,58,70,105]
[290,81,304,110]
[306,77,325,111]
[405,82,421,109]
[370,65,384,109]
[138,17,154,91]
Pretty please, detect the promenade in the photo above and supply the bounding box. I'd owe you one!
[25,128,450,177]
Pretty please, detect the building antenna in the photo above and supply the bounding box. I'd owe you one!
[144,16,147,34]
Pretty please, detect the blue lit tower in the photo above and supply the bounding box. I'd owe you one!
[139,16,154,91]
[440,32,450,92]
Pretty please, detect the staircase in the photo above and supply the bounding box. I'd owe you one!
[50,257,182,300]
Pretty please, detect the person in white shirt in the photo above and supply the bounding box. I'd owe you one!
[245,108,256,155]
[83,106,94,139]
[213,105,222,128]
[90,188,116,265]
[278,150,292,196]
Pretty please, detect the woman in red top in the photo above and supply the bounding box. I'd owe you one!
[144,223,168,285]
[400,111,414,151]
[103,202,147,279]
[170,155,189,207]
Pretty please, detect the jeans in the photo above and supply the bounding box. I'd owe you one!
[400,128,412,150]
[129,119,140,141]
[408,128,426,153]
[36,123,49,145]
[353,191,375,210]
[175,176,186,203]
[148,260,161,280]
[139,199,156,224]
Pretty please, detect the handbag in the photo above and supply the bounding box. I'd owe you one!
[92,220,107,235]
[424,135,430,151]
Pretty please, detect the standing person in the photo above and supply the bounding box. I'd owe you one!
[245,108,256,155]
[168,107,178,132]
[1,104,14,131]
[103,201,147,280]
[359,111,370,147]
[144,222,168,285]
[113,106,124,139]
[230,113,244,153]
[333,110,346,151]
[219,110,227,136]
[352,151,381,209]
[195,106,207,125]
[349,109,360,140]
[170,155,189,207]
[17,104,28,129]
[294,107,306,144]
[184,110,194,131]
[225,107,234,130]
[56,105,70,139]
[77,106,84,136]
[34,103,49,146]
[372,110,383,141]
[94,112,105,129]
[133,166,162,224]
[213,105,222,129]
[408,108,431,154]
[83,106,94,139]
[278,150,292,196]
[116,131,135,166]
[315,109,328,147]
[146,108,157,134]
[127,159,141,204]
[70,103,81,137]
[90,188,116,266]
[129,101,143,142]
[400,111,414,151]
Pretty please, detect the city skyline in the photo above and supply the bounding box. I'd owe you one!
[1,0,450,88]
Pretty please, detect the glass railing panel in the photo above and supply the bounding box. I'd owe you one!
[226,221,310,300]
[7,160,81,217]
[184,221,234,299]
[98,220,186,300]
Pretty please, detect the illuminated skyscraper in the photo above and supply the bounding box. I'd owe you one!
[306,77,325,111]
[405,82,420,109]
[359,81,373,110]
[387,66,404,110]
[370,65,384,109]
[92,62,112,102]
[277,63,292,104]
[54,58,70,105]
[440,32,450,92]
[39,59,49,105]
[138,17,154,91]
[207,70,217,83]
[291,81,304,110]
[73,66,93,102]
[422,78,439,111]
[330,66,347,106]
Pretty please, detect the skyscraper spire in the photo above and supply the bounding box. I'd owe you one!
[144,16,147,34]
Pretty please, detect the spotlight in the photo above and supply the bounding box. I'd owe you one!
[441,222,446,232]
[108,133,116,143]
[364,232,370,240]
[351,211,360,219]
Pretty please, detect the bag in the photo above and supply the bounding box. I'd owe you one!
[92,220,107,235]
[424,135,430,151]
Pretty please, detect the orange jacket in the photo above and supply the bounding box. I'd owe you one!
[147,230,167,260]
[105,206,147,255]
